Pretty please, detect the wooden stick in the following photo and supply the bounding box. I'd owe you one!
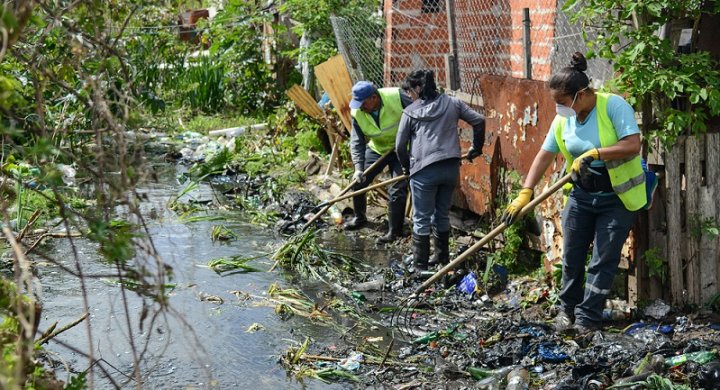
[380,339,395,368]
[320,175,408,206]
[301,150,394,231]
[413,173,573,295]
[318,152,472,208]
[36,312,89,345]
[25,232,83,255]
[17,210,42,241]
[325,134,340,175]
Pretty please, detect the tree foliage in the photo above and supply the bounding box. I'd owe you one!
[279,0,380,66]
[566,0,720,146]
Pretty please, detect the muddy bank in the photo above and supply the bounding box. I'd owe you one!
[164,129,720,389]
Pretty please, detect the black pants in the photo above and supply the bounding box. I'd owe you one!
[352,149,408,225]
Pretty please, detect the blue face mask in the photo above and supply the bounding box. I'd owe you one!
[555,87,588,118]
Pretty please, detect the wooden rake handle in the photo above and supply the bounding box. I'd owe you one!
[413,173,573,295]
[301,150,394,231]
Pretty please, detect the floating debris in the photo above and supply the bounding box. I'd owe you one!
[210,225,237,241]
[207,255,265,275]
[245,323,265,333]
[270,229,360,283]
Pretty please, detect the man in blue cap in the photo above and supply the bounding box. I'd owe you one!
[346,80,412,244]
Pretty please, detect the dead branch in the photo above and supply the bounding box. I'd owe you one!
[36,312,89,345]
[25,232,82,255]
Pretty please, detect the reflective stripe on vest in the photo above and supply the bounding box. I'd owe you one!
[351,88,403,154]
[554,92,646,211]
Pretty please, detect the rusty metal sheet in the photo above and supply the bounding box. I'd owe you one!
[454,75,566,260]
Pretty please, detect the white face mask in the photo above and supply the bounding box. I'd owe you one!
[556,104,576,118]
[555,86,588,118]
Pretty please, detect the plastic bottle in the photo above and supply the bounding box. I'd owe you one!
[467,365,519,380]
[506,367,529,390]
[329,205,343,225]
[665,350,718,367]
[413,331,439,344]
[352,277,384,292]
[476,376,500,390]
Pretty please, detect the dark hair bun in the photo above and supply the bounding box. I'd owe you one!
[570,52,588,72]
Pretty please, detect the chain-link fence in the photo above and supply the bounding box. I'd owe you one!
[331,0,613,92]
[552,0,613,87]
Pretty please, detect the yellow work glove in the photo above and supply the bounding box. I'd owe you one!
[501,188,534,225]
[571,148,600,173]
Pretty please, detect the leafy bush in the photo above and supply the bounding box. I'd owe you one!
[566,0,720,145]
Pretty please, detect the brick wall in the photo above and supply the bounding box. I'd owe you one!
[385,0,559,90]
[383,0,449,86]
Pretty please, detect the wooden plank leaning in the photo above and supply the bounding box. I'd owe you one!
[314,55,354,132]
[286,85,324,119]
[685,136,702,304]
[413,172,573,295]
[700,133,720,304]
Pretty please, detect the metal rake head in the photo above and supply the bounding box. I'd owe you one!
[390,293,430,341]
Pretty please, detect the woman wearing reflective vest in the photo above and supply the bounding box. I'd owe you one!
[396,70,485,271]
[502,52,646,333]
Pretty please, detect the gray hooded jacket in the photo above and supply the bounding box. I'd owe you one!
[396,94,485,176]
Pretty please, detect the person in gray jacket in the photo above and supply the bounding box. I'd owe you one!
[396,70,485,270]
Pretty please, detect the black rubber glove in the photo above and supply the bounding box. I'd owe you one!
[466,146,481,162]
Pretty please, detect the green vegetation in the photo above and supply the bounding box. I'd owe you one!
[566,0,720,145]
[271,229,360,283]
[207,255,265,274]
[643,247,667,283]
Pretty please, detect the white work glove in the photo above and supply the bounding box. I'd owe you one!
[352,170,365,184]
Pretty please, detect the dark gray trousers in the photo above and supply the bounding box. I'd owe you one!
[559,187,637,327]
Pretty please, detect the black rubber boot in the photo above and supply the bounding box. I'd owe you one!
[412,233,430,271]
[428,229,450,266]
[376,202,405,244]
[344,195,367,231]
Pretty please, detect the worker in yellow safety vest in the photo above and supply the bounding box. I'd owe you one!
[346,81,412,244]
[502,52,656,334]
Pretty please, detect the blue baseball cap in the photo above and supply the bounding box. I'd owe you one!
[349,81,377,109]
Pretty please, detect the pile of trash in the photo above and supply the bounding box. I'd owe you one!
[278,254,720,389]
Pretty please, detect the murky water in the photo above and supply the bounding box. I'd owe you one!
[39,162,394,389]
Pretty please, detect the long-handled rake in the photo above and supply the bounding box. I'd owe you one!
[302,152,472,231]
[390,173,573,338]
[300,150,394,232]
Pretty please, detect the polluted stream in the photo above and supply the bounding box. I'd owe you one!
[39,161,397,389]
[38,152,720,389]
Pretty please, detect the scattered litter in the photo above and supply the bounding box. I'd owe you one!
[338,352,363,371]
[537,342,569,363]
[675,316,689,333]
[644,299,672,319]
[624,322,674,336]
[457,272,478,295]
[353,277,384,292]
[700,361,720,389]
[245,323,265,333]
[505,367,529,390]
[665,350,717,367]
